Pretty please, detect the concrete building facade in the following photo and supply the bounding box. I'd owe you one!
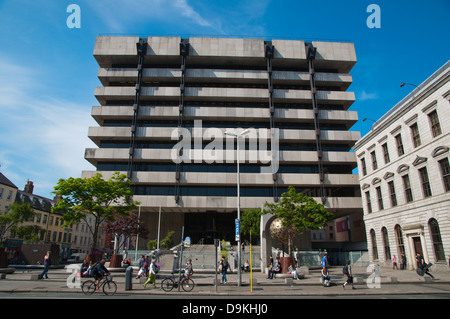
[353,61,450,271]
[83,36,364,251]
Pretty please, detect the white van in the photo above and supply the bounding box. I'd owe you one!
[67,253,84,263]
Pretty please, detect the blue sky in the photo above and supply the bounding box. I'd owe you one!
[0,0,449,198]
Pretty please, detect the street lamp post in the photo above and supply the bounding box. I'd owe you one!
[225,129,249,287]
[135,205,141,262]
[400,82,418,88]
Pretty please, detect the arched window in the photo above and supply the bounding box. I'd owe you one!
[370,229,378,260]
[394,225,405,256]
[382,227,391,260]
[429,218,445,261]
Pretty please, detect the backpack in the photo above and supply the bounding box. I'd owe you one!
[222,260,229,269]
[342,264,349,275]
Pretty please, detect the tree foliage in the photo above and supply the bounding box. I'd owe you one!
[241,207,263,243]
[0,202,45,243]
[52,172,139,253]
[264,186,334,255]
[146,230,175,250]
[105,213,149,251]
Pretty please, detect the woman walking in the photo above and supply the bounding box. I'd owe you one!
[392,254,399,270]
[40,251,51,279]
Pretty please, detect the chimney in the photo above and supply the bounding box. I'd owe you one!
[24,181,34,194]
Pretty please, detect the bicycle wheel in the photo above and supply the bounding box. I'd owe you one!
[181,278,194,292]
[81,280,96,295]
[161,278,175,292]
[103,280,117,295]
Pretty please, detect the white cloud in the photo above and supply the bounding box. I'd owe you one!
[358,90,379,101]
[174,0,212,27]
[0,57,96,197]
[87,0,215,32]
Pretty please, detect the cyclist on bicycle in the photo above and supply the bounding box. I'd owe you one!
[92,259,110,289]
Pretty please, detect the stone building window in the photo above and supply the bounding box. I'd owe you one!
[371,151,378,170]
[402,174,413,203]
[395,133,404,156]
[428,110,442,138]
[365,191,372,213]
[376,186,384,210]
[419,167,432,198]
[429,218,445,261]
[370,229,378,260]
[361,157,367,176]
[382,227,391,260]
[395,225,405,257]
[382,143,390,164]
[388,181,397,207]
[410,123,421,148]
[438,158,450,192]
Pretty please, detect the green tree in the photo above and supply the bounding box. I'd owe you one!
[264,186,334,256]
[147,230,175,250]
[52,172,139,256]
[0,202,45,243]
[160,230,175,249]
[241,207,263,243]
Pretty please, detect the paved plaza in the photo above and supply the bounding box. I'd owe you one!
[1,265,449,297]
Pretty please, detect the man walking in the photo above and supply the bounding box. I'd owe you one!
[220,256,229,284]
[416,253,434,279]
[342,259,355,289]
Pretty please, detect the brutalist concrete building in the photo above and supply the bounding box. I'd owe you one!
[82,36,364,250]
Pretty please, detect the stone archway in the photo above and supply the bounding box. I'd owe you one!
[260,213,278,273]
[260,213,312,274]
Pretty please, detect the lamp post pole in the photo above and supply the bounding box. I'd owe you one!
[135,205,141,262]
[400,82,418,88]
[225,129,249,287]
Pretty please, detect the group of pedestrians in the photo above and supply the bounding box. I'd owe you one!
[391,253,407,270]
[135,255,151,279]
[320,253,355,289]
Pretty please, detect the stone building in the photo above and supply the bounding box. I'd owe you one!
[353,61,450,271]
[83,36,364,252]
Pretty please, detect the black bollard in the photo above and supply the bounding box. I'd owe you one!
[125,266,133,290]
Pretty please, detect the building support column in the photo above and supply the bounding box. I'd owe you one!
[175,39,189,205]
[127,38,147,180]
[265,41,278,203]
[306,43,326,204]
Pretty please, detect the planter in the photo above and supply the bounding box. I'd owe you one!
[109,254,123,268]
[280,256,293,274]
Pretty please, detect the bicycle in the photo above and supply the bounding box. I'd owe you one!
[161,274,195,292]
[82,273,117,296]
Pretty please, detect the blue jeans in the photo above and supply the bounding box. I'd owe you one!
[221,269,227,283]
[41,265,49,279]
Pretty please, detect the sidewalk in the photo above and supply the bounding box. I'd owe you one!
[1,265,449,297]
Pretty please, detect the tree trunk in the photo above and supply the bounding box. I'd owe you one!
[109,254,123,267]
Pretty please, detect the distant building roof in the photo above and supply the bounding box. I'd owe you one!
[15,190,56,213]
[0,172,18,189]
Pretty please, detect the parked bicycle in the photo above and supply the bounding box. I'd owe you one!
[82,273,117,295]
[161,274,195,292]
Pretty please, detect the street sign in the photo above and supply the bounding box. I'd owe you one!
[184,236,191,248]
[235,219,240,242]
